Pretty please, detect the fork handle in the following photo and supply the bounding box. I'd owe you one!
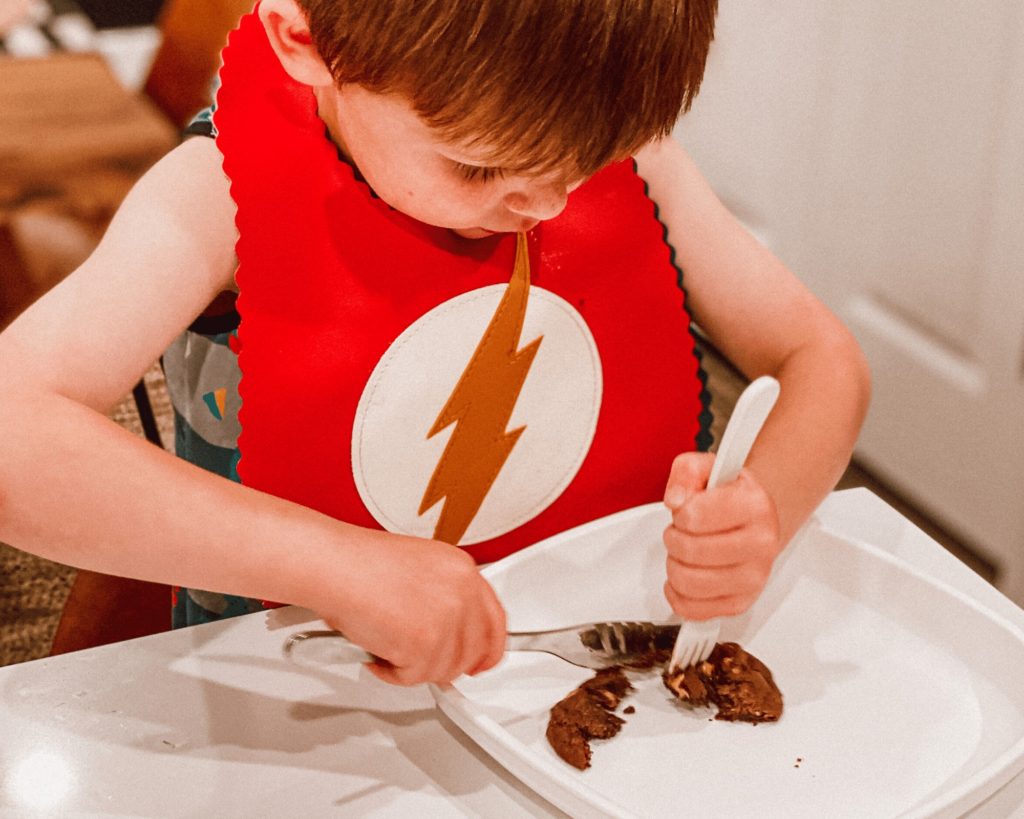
[706,375,780,490]
[668,376,780,673]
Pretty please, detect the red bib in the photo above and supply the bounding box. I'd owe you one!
[215,11,710,563]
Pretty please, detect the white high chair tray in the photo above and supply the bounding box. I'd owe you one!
[432,503,1024,819]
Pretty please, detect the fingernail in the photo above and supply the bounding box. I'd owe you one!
[665,487,687,508]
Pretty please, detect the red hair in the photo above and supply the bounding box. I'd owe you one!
[297,0,718,177]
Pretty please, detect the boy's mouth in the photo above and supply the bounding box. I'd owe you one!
[452,227,497,239]
[453,221,539,239]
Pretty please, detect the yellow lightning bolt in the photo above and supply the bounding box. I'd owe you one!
[419,232,543,545]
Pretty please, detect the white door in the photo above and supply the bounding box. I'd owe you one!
[675,1,1024,602]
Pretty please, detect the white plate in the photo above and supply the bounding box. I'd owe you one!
[431,503,1024,818]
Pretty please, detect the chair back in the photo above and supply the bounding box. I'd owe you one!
[144,0,254,127]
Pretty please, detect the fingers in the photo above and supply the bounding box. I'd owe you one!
[664,556,770,601]
[663,516,779,567]
[663,579,759,620]
[365,660,412,686]
[669,471,777,533]
[662,523,777,618]
[362,575,507,687]
[436,583,504,683]
[470,581,507,676]
[363,633,463,687]
[662,461,782,620]
[435,576,505,682]
[664,452,715,508]
[375,642,463,687]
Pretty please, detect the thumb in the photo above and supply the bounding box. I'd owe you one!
[664,451,715,509]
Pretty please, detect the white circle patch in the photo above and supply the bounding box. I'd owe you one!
[352,284,602,545]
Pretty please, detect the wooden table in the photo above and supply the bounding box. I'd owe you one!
[0,52,177,324]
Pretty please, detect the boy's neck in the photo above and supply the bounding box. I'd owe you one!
[312,85,354,166]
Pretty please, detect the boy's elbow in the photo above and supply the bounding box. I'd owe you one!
[832,321,872,426]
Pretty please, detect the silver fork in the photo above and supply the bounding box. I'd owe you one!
[284,621,681,670]
[668,375,780,672]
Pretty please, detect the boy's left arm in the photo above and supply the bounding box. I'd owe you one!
[635,137,871,620]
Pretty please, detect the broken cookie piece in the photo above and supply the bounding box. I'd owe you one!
[547,642,783,770]
[663,642,783,723]
[662,662,711,707]
[578,664,633,706]
[546,667,634,769]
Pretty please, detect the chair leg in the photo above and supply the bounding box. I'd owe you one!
[50,570,171,655]
[132,378,163,447]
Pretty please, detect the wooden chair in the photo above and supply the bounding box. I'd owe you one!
[144,0,255,128]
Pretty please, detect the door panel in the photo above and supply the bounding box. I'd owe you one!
[676,1,1024,601]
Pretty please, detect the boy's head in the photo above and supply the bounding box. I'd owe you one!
[259,0,718,237]
[297,0,717,178]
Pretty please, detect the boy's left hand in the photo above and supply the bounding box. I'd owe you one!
[662,451,782,620]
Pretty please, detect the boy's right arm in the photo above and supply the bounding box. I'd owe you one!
[0,137,505,685]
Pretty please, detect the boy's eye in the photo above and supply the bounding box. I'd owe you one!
[453,162,505,183]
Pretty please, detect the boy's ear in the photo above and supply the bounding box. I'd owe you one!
[258,0,334,87]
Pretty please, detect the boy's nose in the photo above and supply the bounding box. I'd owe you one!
[502,179,569,222]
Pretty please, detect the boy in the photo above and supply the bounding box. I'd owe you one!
[0,0,869,686]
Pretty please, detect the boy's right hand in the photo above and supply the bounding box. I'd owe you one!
[318,532,507,687]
